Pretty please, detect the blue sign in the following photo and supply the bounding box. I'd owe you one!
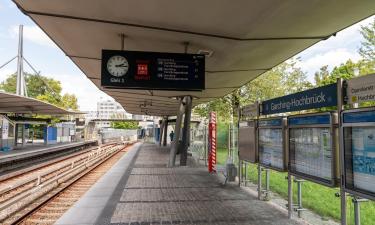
[288,114,331,126]
[261,83,337,115]
[258,118,282,127]
[343,110,375,123]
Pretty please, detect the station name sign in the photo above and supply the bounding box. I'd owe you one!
[347,73,375,104]
[261,83,337,115]
[101,50,205,91]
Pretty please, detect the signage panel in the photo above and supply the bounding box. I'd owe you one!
[347,73,375,104]
[101,50,205,91]
[342,108,375,200]
[288,113,338,186]
[242,103,258,118]
[258,118,282,127]
[288,114,331,126]
[261,83,337,115]
[238,120,257,163]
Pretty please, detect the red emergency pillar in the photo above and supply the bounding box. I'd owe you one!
[208,112,217,173]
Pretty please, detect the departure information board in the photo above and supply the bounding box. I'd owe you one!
[101,50,205,91]
[258,118,285,171]
[289,113,337,186]
[343,109,375,200]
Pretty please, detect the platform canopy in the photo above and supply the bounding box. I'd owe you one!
[0,91,78,115]
[13,0,375,116]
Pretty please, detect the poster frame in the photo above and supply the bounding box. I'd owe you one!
[258,117,287,172]
[341,107,375,201]
[238,120,258,163]
[287,112,339,187]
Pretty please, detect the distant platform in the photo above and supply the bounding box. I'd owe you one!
[0,140,97,164]
[56,143,302,225]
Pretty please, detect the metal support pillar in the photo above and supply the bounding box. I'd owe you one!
[238,160,242,186]
[159,119,164,146]
[352,196,368,225]
[258,164,262,200]
[288,173,293,219]
[163,116,168,146]
[264,168,270,200]
[21,124,26,147]
[168,98,185,167]
[294,179,305,218]
[337,78,347,225]
[180,96,192,166]
[244,162,248,186]
[16,25,26,96]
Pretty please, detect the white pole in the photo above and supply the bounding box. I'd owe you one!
[16,25,25,96]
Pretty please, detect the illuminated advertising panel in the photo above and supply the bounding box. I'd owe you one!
[343,108,375,200]
[288,113,338,187]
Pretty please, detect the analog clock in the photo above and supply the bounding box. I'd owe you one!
[107,55,129,77]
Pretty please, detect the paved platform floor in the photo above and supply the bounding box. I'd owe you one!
[56,143,303,225]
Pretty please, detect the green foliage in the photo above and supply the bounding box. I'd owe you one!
[359,18,375,63]
[0,73,78,110]
[111,121,138,129]
[194,59,312,120]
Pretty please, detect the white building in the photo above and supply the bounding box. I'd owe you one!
[84,100,133,128]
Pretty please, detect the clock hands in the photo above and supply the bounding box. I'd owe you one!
[115,63,128,68]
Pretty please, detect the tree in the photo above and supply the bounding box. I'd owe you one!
[0,73,79,110]
[359,18,375,63]
[61,93,79,110]
[111,121,139,129]
[193,59,312,120]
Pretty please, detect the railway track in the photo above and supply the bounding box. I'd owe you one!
[0,142,134,225]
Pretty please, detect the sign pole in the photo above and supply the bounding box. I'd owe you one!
[337,78,347,225]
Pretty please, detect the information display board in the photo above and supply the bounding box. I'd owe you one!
[238,120,257,163]
[342,108,375,200]
[258,117,287,171]
[101,50,205,91]
[288,112,339,187]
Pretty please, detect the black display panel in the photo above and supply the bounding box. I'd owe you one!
[101,50,205,91]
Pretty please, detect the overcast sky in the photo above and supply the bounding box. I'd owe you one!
[0,0,373,111]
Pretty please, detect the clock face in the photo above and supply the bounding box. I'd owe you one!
[107,55,129,77]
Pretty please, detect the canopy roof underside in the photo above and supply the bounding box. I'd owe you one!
[13,0,375,116]
[0,91,78,115]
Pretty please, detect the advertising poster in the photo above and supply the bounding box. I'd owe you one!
[2,118,8,139]
[351,127,375,193]
[259,128,283,169]
[290,128,332,180]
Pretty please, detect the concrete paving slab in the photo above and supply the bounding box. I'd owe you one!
[55,143,305,225]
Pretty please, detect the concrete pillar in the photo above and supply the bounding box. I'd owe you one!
[168,98,185,167]
[180,96,192,166]
[159,119,164,146]
[163,116,168,146]
[21,124,26,147]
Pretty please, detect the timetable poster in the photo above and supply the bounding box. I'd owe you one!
[259,128,283,169]
[352,127,375,193]
[290,128,332,180]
